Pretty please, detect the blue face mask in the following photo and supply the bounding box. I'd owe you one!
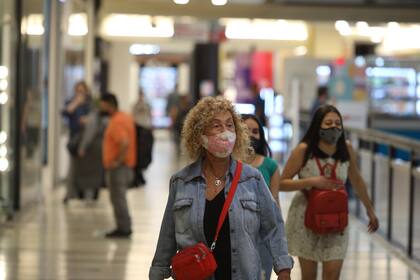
[319,127,343,145]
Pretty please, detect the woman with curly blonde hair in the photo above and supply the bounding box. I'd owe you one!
[150,96,293,280]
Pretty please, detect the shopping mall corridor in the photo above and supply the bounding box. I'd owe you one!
[1,130,420,280]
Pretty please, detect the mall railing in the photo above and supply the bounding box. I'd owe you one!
[299,111,420,262]
[346,127,420,262]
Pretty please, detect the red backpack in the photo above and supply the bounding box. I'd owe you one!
[304,157,348,234]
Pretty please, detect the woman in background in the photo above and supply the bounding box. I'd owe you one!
[132,89,153,186]
[243,114,282,280]
[62,81,91,204]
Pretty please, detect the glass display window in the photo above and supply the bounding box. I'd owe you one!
[365,59,420,116]
[0,0,16,219]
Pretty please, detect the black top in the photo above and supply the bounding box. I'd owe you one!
[204,190,232,280]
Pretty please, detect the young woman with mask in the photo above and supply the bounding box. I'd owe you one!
[150,97,293,280]
[242,114,282,280]
[279,105,379,280]
[242,114,281,205]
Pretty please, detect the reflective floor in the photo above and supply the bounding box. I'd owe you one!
[1,130,420,280]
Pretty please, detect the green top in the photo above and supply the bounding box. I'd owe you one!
[257,157,279,187]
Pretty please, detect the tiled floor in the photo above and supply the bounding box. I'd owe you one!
[1,130,420,279]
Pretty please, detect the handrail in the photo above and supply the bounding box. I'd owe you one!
[346,127,420,153]
[344,126,420,261]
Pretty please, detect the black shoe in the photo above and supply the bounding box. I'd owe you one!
[104,229,132,239]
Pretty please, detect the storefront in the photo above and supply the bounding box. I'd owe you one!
[0,0,16,220]
[0,0,94,220]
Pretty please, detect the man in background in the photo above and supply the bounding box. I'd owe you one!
[100,93,136,238]
[310,85,329,116]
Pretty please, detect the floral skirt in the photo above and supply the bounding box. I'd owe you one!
[285,192,349,262]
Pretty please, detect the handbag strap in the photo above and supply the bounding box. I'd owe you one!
[210,161,242,251]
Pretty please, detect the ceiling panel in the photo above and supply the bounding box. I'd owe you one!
[100,0,420,22]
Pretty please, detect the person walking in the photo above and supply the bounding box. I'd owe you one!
[149,96,293,280]
[76,106,107,201]
[100,93,136,238]
[310,86,329,117]
[279,104,379,280]
[132,89,153,186]
[242,114,281,280]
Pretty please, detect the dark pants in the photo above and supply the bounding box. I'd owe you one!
[106,165,134,232]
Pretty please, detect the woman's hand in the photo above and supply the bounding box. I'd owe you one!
[366,208,379,233]
[309,176,344,190]
[277,269,291,280]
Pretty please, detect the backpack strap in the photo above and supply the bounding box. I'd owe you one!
[314,157,338,179]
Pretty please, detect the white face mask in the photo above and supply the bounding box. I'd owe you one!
[201,131,236,158]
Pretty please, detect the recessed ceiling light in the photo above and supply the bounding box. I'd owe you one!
[212,0,228,6]
[174,0,189,4]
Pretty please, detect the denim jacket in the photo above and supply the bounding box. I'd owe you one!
[149,159,293,280]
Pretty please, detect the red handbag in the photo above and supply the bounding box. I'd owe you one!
[171,161,243,280]
[304,158,348,234]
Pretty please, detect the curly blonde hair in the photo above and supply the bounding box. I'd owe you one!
[181,96,250,161]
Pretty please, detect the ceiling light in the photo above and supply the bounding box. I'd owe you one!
[0,93,8,105]
[334,20,349,31]
[101,14,174,38]
[387,22,399,29]
[316,65,331,76]
[174,0,189,4]
[294,46,308,56]
[0,158,9,172]
[225,19,307,41]
[212,0,228,6]
[375,57,384,67]
[334,20,351,36]
[68,13,88,36]
[356,21,369,29]
[23,14,44,35]
[0,132,7,144]
[371,36,382,43]
[0,146,7,157]
[0,67,8,79]
[354,56,366,67]
[0,80,8,91]
[129,44,160,55]
[277,19,287,25]
[381,25,420,53]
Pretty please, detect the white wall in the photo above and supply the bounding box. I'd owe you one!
[108,40,194,112]
[109,42,134,113]
[311,23,350,59]
[283,57,331,116]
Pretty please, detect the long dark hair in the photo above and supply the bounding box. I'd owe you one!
[242,114,272,158]
[301,105,349,164]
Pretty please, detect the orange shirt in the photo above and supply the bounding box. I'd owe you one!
[103,111,137,169]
